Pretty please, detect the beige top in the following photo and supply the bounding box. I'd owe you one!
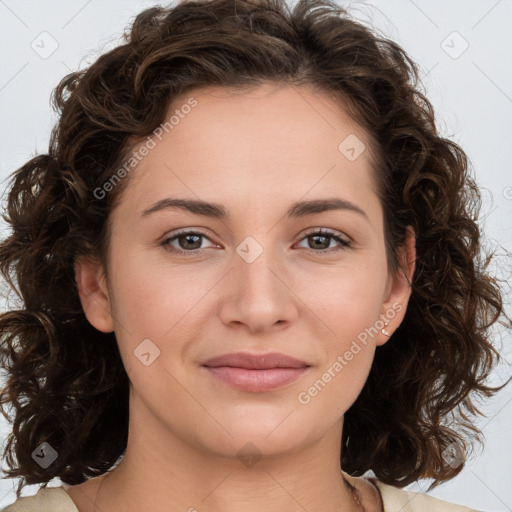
[1,481,481,512]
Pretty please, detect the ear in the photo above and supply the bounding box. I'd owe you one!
[376,225,416,346]
[74,256,115,333]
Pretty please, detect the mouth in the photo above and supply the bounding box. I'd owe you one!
[200,352,311,392]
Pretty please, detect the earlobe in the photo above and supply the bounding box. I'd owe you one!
[74,256,115,333]
[377,225,416,346]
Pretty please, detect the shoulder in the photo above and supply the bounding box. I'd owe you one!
[368,477,482,512]
[0,479,483,512]
[1,486,78,512]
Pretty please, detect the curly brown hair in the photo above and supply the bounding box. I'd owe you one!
[0,0,510,501]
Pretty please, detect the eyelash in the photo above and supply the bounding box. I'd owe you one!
[159,228,352,256]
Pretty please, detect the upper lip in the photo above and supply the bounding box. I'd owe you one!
[201,352,310,369]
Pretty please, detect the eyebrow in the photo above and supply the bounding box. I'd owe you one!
[141,197,369,222]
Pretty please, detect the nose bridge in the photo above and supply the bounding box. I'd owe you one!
[219,233,295,332]
[235,233,283,298]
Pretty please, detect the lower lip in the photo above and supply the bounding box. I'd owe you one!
[202,366,309,392]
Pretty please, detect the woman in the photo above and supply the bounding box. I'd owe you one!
[0,0,509,510]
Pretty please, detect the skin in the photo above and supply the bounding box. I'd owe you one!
[70,82,416,512]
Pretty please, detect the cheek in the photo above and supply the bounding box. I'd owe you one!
[108,246,209,335]
[295,261,388,339]
[295,263,386,400]
[297,289,380,421]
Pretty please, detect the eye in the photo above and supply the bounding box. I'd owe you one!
[295,229,352,253]
[159,228,352,256]
[160,229,217,255]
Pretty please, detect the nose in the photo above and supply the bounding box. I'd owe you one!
[217,242,298,334]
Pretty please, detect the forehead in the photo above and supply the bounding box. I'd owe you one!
[114,82,379,218]
[165,82,370,157]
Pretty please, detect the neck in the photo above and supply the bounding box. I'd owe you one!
[73,392,365,512]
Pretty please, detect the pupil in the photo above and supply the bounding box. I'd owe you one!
[311,235,329,249]
[182,234,201,249]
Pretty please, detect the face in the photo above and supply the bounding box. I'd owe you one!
[76,82,415,461]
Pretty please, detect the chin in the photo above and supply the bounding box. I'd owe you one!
[197,408,319,459]
[202,432,309,464]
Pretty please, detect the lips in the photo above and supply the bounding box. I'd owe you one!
[201,352,310,392]
[201,352,310,370]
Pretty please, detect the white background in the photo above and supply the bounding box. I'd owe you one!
[0,1,511,511]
